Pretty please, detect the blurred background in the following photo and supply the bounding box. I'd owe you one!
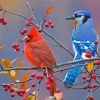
[0,0,100,100]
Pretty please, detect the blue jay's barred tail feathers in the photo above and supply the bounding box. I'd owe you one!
[63,54,84,86]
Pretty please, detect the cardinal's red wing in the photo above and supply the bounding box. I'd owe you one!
[24,40,56,68]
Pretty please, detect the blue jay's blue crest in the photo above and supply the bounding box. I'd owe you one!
[74,10,91,17]
[63,10,98,87]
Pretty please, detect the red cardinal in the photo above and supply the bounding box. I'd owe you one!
[24,26,57,96]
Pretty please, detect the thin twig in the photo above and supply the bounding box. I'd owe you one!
[26,0,38,25]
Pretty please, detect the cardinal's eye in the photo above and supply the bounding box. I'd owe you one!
[27,35,33,39]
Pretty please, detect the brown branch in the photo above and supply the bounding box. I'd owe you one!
[57,57,100,68]
[0,57,99,72]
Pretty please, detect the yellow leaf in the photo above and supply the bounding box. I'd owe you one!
[1,59,12,68]
[27,92,39,100]
[87,62,94,73]
[0,44,6,51]
[21,71,30,91]
[8,70,16,80]
[46,6,54,15]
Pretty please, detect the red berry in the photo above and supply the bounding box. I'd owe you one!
[15,47,20,52]
[44,22,49,28]
[10,93,15,97]
[16,90,24,96]
[92,83,97,89]
[25,20,32,26]
[36,75,41,80]
[94,60,100,65]
[85,51,92,58]
[2,19,7,25]
[88,96,94,100]
[20,28,28,35]
[91,73,97,79]
[39,75,44,80]
[94,40,98,45]
[4,87,9,91]
[31,84,35,88]
[82,75,87,80]
[31,73,36,78]
[0,17,4,23]
[12,44,19,49]
[3,84,10,91]
[50,24,54,28]
[46,84,50,90]
[47,20,52,25]
[56,88,61,93]
[21,90,25,94]
[9,88,15,93]
[38,28,43,33]
[16,90,21,95]
[19,92,24,96]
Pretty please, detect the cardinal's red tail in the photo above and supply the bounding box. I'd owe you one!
[46,67,57,96]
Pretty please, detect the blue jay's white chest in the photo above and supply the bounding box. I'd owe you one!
[75,16,85,26]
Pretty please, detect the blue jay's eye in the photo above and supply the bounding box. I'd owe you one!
[74,14,82,18]
[77,15,82,17]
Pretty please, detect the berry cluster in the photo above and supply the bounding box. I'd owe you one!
[12,43,20,52]
[31,73,45,88]
[2,84,26,98]
[0,17,7,25]
[44,20,54,28]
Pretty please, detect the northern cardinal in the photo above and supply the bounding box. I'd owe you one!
[24,26,57,96]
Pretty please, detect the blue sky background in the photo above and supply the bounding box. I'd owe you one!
[0,0,100,100]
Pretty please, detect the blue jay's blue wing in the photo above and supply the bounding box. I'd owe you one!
[63,40,97,86]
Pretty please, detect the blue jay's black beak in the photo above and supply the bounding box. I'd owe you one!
[66,16,75,20]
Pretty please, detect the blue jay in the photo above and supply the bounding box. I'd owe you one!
[63,10,98,86]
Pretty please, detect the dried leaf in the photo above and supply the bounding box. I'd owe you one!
[8,70,16,80]
[0,44,6,51]
[46,6,54,15]
[1,59,12,68]
[87,62,94,73]
[21,71,30,91]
